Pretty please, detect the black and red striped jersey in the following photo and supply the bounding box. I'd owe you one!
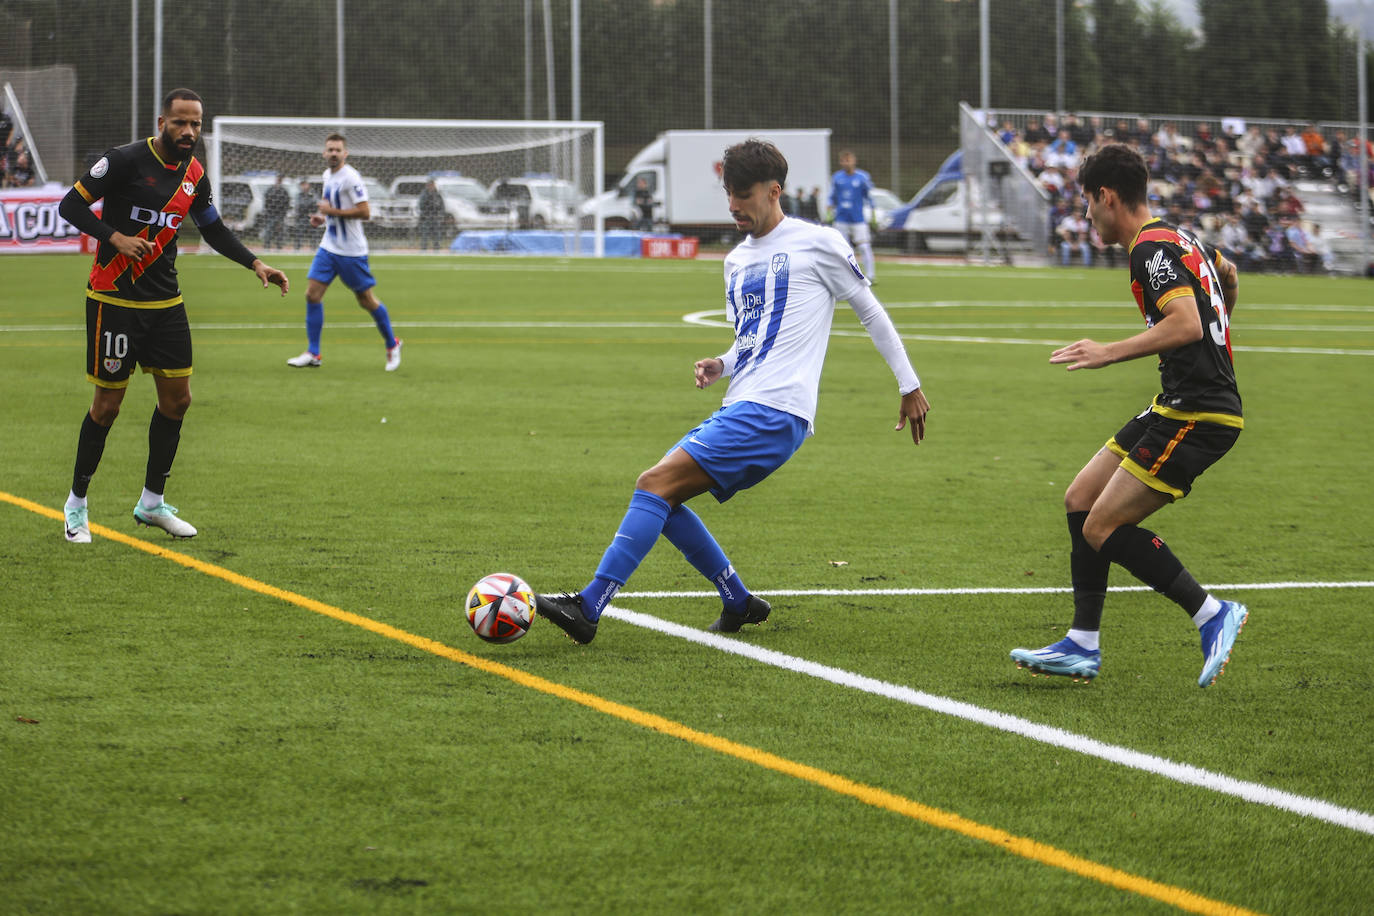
[72,138,215,308]
[1128,218,1242,421]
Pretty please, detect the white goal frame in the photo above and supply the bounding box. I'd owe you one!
[208,116,606,256]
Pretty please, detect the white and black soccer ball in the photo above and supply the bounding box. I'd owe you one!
[465,572,537,644]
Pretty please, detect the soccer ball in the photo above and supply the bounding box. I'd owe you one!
[465,573,537,644]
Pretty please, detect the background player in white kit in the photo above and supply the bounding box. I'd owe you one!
[534,138,930,644]
[828,149,877,281]
[287,133,403,371]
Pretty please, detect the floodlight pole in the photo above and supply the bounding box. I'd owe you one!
[152,0,162,134]
[889,0,899,197]
[704,0,713,129]
[336,0,345,118]
[131,0,139,142]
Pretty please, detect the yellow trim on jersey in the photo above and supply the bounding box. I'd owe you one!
[1150,397,1244,429]
[1106,437,1129,459]
[1119,458,1186,500]
[87,291,185,310]
[1155,286,1193,310]
[146,366,193,379]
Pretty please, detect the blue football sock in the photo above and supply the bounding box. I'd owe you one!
[579,490,671,620]
[305,300,324,355]
[371,302,397,349]
[661,504,748,611]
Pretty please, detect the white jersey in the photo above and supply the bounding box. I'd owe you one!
[718,217,876,431]
[319,163,369,257]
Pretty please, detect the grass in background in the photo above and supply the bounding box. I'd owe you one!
[2,253,1372,914]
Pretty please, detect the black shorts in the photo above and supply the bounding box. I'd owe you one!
[1107,405,1240,500]
[85,298,193,388]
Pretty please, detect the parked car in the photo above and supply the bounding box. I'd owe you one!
[486,175,584,229]
[376,172,509,230]
[217,172,283,234]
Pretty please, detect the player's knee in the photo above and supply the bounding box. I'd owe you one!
[89,402,120,426]
[1081,516,1116,552]
[161,391,192,419]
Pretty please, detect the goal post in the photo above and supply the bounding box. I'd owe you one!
[208,116,605,255]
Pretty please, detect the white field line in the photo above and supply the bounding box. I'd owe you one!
[619,581,1374,598]
[601,593,1374,837]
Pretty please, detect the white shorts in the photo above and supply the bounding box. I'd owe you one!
[834,220,872,247]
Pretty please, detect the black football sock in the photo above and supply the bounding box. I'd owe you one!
[1098,524,1208,616]
[144,407,183,496]
[1068,511,1109,633]
[71,412,113,498]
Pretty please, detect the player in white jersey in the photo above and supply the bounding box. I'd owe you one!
[286,133,403,371]
[828,150,877,281]
[535,138,930,644]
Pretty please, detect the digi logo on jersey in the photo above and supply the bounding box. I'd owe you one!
[129,206,183,230]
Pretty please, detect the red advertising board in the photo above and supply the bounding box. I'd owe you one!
[0,186,97,253]
[640,236,699,259]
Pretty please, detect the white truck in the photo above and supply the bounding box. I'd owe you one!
[581,128,832,232]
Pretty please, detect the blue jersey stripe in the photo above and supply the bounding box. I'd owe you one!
[731,262,769,378]
[752,259,789,368]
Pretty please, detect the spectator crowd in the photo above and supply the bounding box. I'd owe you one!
[0,108,37,189]
[997,111,1372,274]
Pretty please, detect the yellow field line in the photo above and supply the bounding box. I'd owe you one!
[9,489,1260,916]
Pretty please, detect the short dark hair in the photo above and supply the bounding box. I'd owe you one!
[161,88,202,113]
[1078,143,1149,209]
[721,139,787,193]
[325,132,347,146]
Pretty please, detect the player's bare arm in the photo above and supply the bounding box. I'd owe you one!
[896,388,930,444]
[316,199,371,220]
[1216,254,1239,314]
[1051,298,1203,371]
[694,357,724,389]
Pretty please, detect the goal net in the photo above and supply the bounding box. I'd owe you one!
[208,116,604,255]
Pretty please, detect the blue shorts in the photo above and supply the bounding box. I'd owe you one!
[308,248,376,292]
[673,401,808,503]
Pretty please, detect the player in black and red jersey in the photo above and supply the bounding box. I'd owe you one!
[1010,143,1249,688]
[57,88,289,543]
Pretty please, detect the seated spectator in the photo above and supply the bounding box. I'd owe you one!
[1218,212,1263,272]
[1057,210,1092,266]
[1307,222,1335,273]
[1236,126,1265,161]
[1154,121,1186,154]
[1044,130,1079,172]
[1282,216,1320,273]
[5,142,34,187]
[1300,123,1331,176]
[1273,185,1304,219]
[1264,222,1296,272]
[1023,116,1051,145]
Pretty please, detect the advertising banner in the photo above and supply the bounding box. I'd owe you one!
[0,185,95,253]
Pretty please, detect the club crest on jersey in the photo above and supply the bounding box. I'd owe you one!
[103,358,122,374]
[1146,249,1177,291]
[182,181,195,196]
[770,253,788,275]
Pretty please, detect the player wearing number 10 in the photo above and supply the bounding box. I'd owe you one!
[1009,143,1249,688]
[56,88,290,543]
